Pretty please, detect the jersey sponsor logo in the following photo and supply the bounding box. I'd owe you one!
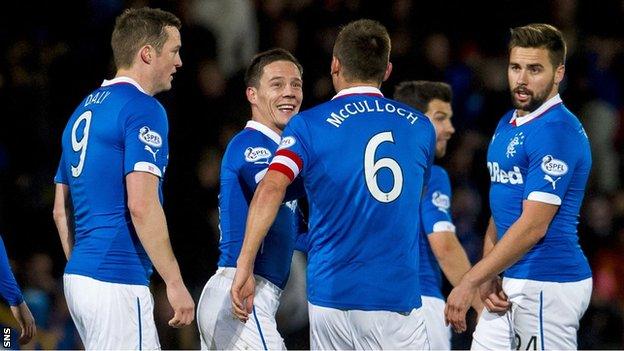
[488,162,524,184]
[138,126,162,147]
[432,191,450,212]
[541,155,568,176]
[244,147,272,164]
[277,136,296,150]
[506,132,525,158]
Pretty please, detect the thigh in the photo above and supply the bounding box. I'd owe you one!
[64,274,160,350]
[421,296,451,350]
[513,278,592,350]
[471,309,514,350]
[198,274,285,350]
[308,303,354,350]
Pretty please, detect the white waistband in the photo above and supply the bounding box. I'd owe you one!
[216,267,283,295]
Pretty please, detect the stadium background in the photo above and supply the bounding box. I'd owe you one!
[0,0,623,349]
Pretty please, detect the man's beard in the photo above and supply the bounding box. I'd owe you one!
[511,79,555,113]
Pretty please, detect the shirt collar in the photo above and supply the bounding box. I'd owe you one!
[332,86,384,100]
[510,94,562,126]
[245,120,282,145]
[101,76,148,94]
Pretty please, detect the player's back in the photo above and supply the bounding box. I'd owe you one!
[274,87,436,312]
[55,78,168,285]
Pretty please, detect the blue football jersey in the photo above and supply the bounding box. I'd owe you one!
[419,165,455,299]
[0,235,23,306]
[269,86,436,312]
[487,94,592,282]
[54,77,170,285]
[218,121,303,289]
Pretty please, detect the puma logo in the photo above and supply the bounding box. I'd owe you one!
[144,145,159,162]
[544,174,562,190]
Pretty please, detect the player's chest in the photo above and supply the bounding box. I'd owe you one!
[487,126,530,185]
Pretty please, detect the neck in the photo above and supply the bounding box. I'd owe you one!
[251,110,282,136]
[115,69,154,96]
[333,76,381,93]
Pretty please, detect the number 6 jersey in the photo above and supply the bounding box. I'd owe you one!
[268,86,436,312]
[54,77,169,286]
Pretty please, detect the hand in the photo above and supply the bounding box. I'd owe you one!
[230,266,255,322]
[10,302,36,344]
[166,280,195,328]
[445,279,477,333]
[479,276,510,314]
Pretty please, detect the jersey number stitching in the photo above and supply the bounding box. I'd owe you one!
[364,131,403,203]
[70,111,92,177]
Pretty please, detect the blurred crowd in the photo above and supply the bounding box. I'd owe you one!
[0,0,623,349]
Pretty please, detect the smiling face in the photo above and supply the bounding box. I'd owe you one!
[508,46,564,116]
[424,98,454,157]
[247,60,303,133]
[151,26,182,94]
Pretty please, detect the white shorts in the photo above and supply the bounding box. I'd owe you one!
[422,296,451,350]
[308,302,430,350]
[471,277,592,350]
[196,267,285,350]
[63,274,160,350]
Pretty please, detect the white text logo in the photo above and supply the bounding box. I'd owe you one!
[244,147,272,164]
[138,126,162,147]
[488,162,524,184]
[541,155,568,176]
[432,191,450,212]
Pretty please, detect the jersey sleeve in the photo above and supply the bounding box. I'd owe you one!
[420,167,455,235]
[54,153,69,184]
[422,118,437,187]
[0,236,24,306]
[523,122,583,205]
[122,97,169,178]
[269,115,312,181]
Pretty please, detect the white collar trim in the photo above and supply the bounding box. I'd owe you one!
[332,86,384,100]
[245,121,281,145]
[101,76,148,94]
[510,94,562,126]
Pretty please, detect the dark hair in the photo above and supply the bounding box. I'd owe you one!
[509,23,566,66]
[393,81,452,113]
[333,19,391,84]
[111,7,181,69]
[245,48,303,88]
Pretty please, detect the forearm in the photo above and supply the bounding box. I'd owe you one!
[237,177,287,268]
[131,204,183,285]
[53,213,74,260]
[481,217,498,260]
[463,216,545,287]
[433,234,472,287]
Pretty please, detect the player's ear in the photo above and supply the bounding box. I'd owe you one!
[140,45,153,64]
[330,56,340,77]
[246,86,257,104]
[382,62,393,82]
[554,64,565,85]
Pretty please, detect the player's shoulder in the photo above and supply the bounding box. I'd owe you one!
[431,165,449,178]
[535,104,585,137]
[224,127,275,162]
[428,165,451,187]
[497,109,516,128]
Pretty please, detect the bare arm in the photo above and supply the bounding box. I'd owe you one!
[231,170,290,321]
[445,200,558,332]
[481,216,497,258]
[428,231,482,312]
[53,183,74,260]
[126,171,194,327]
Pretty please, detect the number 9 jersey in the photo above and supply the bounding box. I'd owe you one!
[268,86,436,312]
[54,77,169,286]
